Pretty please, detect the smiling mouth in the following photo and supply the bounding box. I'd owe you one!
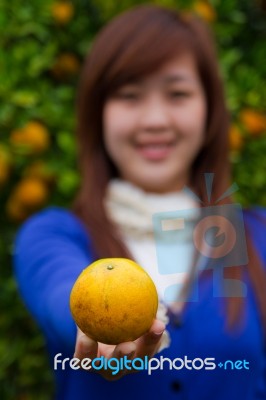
[134,140,176,161]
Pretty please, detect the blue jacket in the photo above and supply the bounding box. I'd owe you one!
[13,206,266,400]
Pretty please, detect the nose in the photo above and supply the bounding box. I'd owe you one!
[139,95,171,133]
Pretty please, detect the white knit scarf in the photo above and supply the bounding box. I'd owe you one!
[104,179,201,352]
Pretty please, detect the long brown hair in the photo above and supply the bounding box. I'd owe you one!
[72,5,266,330]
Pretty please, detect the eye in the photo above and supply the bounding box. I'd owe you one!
[169,91,190,99]
[113,85,142,101]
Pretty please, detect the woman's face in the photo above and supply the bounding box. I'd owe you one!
[103,53,207,193]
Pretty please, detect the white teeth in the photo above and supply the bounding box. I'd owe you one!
[140,143,170,148]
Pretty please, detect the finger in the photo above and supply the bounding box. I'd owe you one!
[134,319,165,359]
[112,341,136,359]
[74,330,98,362]
[101,343,136,381]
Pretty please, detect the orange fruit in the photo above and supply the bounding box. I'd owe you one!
[51,2,74,24]
[13,178,49,208]
[240,109,266,136]
[6,175,49,221]
[0,145,11,185]
[10,121,50,154]
[70,258,158,345]
[193,1,216,22]
[229,124,244,151]
[51,53,80,79]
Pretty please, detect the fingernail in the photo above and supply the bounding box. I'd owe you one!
[153,330,164,336]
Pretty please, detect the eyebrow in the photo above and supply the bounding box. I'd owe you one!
[161,74,193,83]
[123,73,193,88]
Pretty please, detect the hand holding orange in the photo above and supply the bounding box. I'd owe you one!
[70,258,158,345]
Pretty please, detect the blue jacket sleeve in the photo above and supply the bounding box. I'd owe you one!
[245,206,266,266]
[13,206,95,355]
[244,206,266,399]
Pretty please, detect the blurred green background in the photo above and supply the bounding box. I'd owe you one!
[0,0,265,398]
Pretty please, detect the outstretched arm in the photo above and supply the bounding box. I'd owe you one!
[13,207,93,355]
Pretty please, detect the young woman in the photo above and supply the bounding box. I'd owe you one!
[13,5,266,400]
